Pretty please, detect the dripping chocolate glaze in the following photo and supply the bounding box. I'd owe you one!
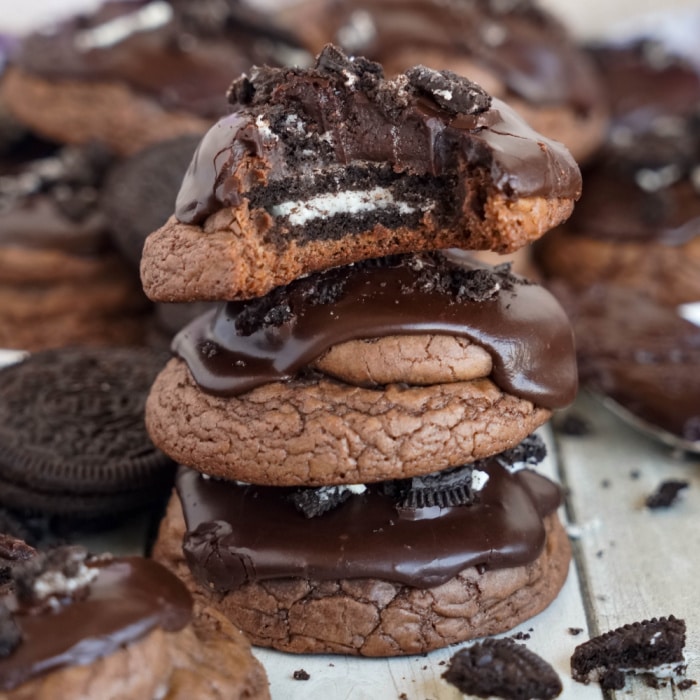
[174,46,582,225]
[0,557,192,692]
[172,252,578,409]
[178,459,562,592]
[16,0,309,118]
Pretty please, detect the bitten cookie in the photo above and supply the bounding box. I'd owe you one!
[0,546,269,699]
[0,347,175,519]
[277,0,608,164]
[146,254,577,485]
[1,0,309,156]
[140,45,581,303]
[153,437,571,656]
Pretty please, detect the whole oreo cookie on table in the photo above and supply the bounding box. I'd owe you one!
[0,0,310,156]
[0,547,270,699]
[0,143,150,351]
[0,347,175,521]
[274,0,609,164]
[141,44,581,303]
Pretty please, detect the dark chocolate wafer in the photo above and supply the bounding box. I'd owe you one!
[0,347,175,518]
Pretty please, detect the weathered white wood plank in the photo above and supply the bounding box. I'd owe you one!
[555,392,700,699]
[253,427,601,699]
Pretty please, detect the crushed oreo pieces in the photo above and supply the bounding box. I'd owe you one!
[443,638,562,699]
[292,668,310,681]
[13,545,99,610]
[390,465,480,510]
[645,480,689,509]
[405,65,492,116]
[288,484,360,518]
[494,433,546,471]
[571,616,687,691]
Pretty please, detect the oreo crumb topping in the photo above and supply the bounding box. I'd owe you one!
[13,545,99,609]
[405,65,492,116]
[645,480,689,509]
[288,484,362,518]
[571,616,686,691]
[0,143,113,220]
[443,638,563,699]
[292,669,310,680]
[494,433,546,471]
[391,465,481,510]
[0,602,21,658]
[569,628,583,636]
[232,252,518,336]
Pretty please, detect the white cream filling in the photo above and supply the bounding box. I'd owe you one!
[470,469,490,492]
[584,658,687,683]
[270,187,419,226]
[75,2,173,51]
[34,562,99,601]
[678,301,700,328]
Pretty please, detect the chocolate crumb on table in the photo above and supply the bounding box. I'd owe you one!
[443,638,562,699]
[571,616,687,691]
[645,480,689,509]
[568,627,583,636]
[292,669,310,680]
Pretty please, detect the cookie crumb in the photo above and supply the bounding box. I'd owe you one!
[444,638,562,699]
[511,631,530,640]
[556,412,591,436]
[292,669,310,681]
[630,470,641,480]
[645,480,689,509]
[678,678,697,690]
[568,627,583,636]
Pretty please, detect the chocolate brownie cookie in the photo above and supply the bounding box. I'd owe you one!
[0,347,175,519]
[0,143,149,351]
[153,440,571,656]
[0,547,270,699]
[146,254,576,485]
[141,45,581,303]
[551,283,700,448]
[278,0,608,164]
[535,41,700,307]
[1,0,309,156]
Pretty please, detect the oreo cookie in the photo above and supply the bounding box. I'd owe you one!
[443,637,563,699]
[0,347,175,520]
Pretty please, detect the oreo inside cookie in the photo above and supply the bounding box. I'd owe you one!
[405,65,492,116]
[0,348,175,519]
[443,637,563,699]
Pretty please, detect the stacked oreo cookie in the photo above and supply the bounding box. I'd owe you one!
[146,46,581,656]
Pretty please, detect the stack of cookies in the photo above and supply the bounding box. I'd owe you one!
[146,46,581,656]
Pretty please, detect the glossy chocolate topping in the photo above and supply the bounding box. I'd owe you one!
[16,0,309,118]
[0,557,192,692]
[287,0,601,113]
[174,45,581,225]
[552,283,700,442]
[0,144,113,254]
[172,252,578,409]
[179,457,562,591]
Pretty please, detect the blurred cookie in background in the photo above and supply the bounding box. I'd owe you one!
[0,0,311,156]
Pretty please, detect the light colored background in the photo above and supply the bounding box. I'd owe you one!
[1,0,700,39]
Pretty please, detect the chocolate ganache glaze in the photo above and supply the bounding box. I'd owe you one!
[173,252,578,409]
[0,557,192,692]
[174,45,582,226]
[16,0,309,119]
[179,456,562,592]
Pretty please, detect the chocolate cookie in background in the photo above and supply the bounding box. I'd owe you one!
[0,347,176,527]
[274,0,609,165]
[100,133,216,344]
[0,546,270,699]
[0,143,151,351]
[141,46,582,303]
[0,0,311,157]
[534,39,700,307]
[551,283,700,449]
